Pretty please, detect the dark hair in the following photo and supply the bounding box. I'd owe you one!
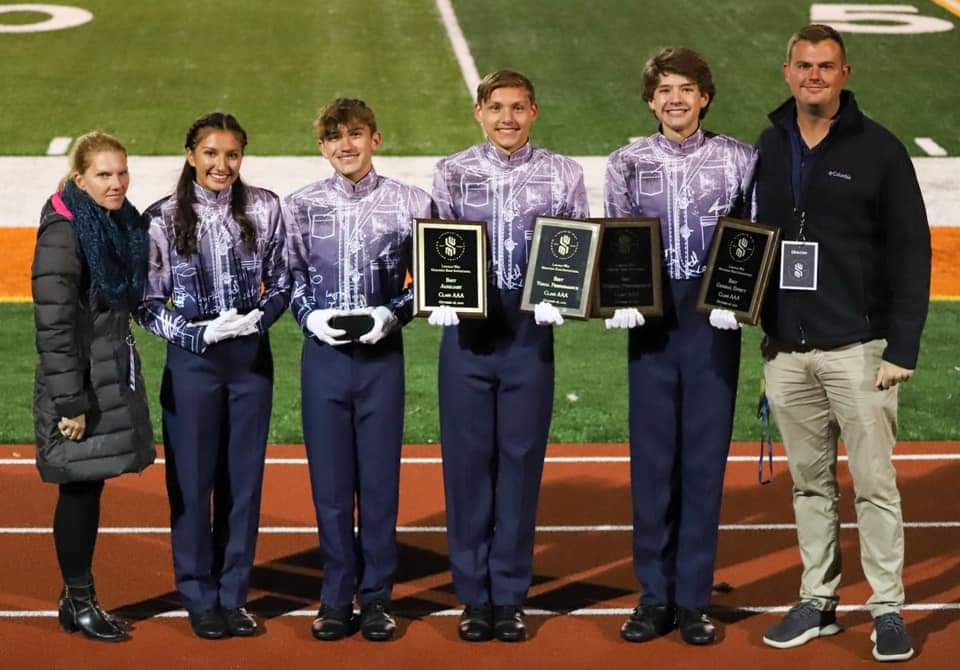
[314,98,378,141]
[476,69,536,105]
[786,24,847,63]
[174,112,254,256]
[641,47,716,119]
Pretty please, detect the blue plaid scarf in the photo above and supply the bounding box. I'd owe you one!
[60,179,149,311]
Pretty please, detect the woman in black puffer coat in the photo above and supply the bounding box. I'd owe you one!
[32,130,155,642]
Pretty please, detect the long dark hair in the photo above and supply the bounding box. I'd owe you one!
[174,112,256,256]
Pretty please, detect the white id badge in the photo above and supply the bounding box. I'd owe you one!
[779,241,818,290]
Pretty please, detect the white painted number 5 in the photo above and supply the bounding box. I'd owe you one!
[810,4,954,33]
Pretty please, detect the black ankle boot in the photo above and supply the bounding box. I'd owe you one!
[58,585,128,642]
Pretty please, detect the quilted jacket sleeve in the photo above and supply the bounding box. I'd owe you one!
[32,215,90,418]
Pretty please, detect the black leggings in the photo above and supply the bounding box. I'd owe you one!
[53,481,105,588]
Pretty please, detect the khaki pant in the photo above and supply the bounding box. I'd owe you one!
[763,339,904,617]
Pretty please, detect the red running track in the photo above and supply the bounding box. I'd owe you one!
[1,441,958,669]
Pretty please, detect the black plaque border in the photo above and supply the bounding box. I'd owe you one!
[590,217,663,318]
[520,216,603,320]
[413,219,487,319]
[696,216,781,326]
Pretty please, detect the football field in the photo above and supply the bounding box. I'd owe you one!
[0,0,957,444]
[1,3,959,667]
[0,0,958,156]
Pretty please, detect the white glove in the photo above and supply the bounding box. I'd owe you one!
[534,301,564,326]
[306,308,350,346]
[202,308,245,346]
[427,306,460,327]
[709,308,740,330]
[235,309,264,337]
[358,306,398,345]
[604,308,645,330]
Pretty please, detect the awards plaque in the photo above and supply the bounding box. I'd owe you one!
[590,218,663,318]
[520,217,602,319]
[413,219,487,318]
[696,217,781,326]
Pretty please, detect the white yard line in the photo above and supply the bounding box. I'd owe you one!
[2,453,959,466]
[916,137,948,156]
[44,137,71,156]
[435,0,480,97]
[3,521,959,534]
[2,602,959,619]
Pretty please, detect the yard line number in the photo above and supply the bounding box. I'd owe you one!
[811,4,954,32]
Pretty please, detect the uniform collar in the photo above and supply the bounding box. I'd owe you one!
[653,126,706,156]
[193,182,232,206]
[481,140,534,168]
[332,166,379,198]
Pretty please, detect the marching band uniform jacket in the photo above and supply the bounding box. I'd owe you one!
[285,168,432,326]
[139,183,290,352]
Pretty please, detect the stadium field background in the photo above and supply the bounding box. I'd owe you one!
[1,0,958,155]
[0,1,957,444]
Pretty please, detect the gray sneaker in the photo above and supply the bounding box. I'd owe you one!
[763,601,841,649]
[871,612,914,662]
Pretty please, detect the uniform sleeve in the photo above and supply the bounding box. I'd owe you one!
[603,153,632,218]
[736,145,759,222]
[135,212,208,354]
[880,144,931,369]
[32,218,90,418]
[431,160,458,220]
[256,196,291,331]
[283,197,318,331]
[387,190,434,324]
[564,161,590,219]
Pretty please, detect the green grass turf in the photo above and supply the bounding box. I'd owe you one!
[454,0,960,156]
[0,0,478,155]
[1,2,957,155]
[2,302,957,444]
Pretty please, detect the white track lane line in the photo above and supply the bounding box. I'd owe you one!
[2,453,959,466]
[3,521,959,534]
[435,0,480,95]
[2,603,959,619]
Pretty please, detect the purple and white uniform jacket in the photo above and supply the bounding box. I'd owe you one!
[604,129,757,280]
[285,168,433,329]
[433,141,589,296]
[140,183,290,354]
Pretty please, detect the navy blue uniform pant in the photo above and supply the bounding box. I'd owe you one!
[161,334,273,613]
[628,279,740,609]
[301,333,404,608]
[439,307,554,607]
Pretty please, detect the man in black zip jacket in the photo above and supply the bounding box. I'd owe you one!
[755,24,930,664]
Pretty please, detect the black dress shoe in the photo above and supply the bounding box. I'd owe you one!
[58,585,128,643]
[359,599,396,642]
[678,607,716,645]
[458,604,493,642]
[311,604,356,641]
[188,608,229,640]
[620,604,676,643]
[493,605,527,642]
[222,607,258,637]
